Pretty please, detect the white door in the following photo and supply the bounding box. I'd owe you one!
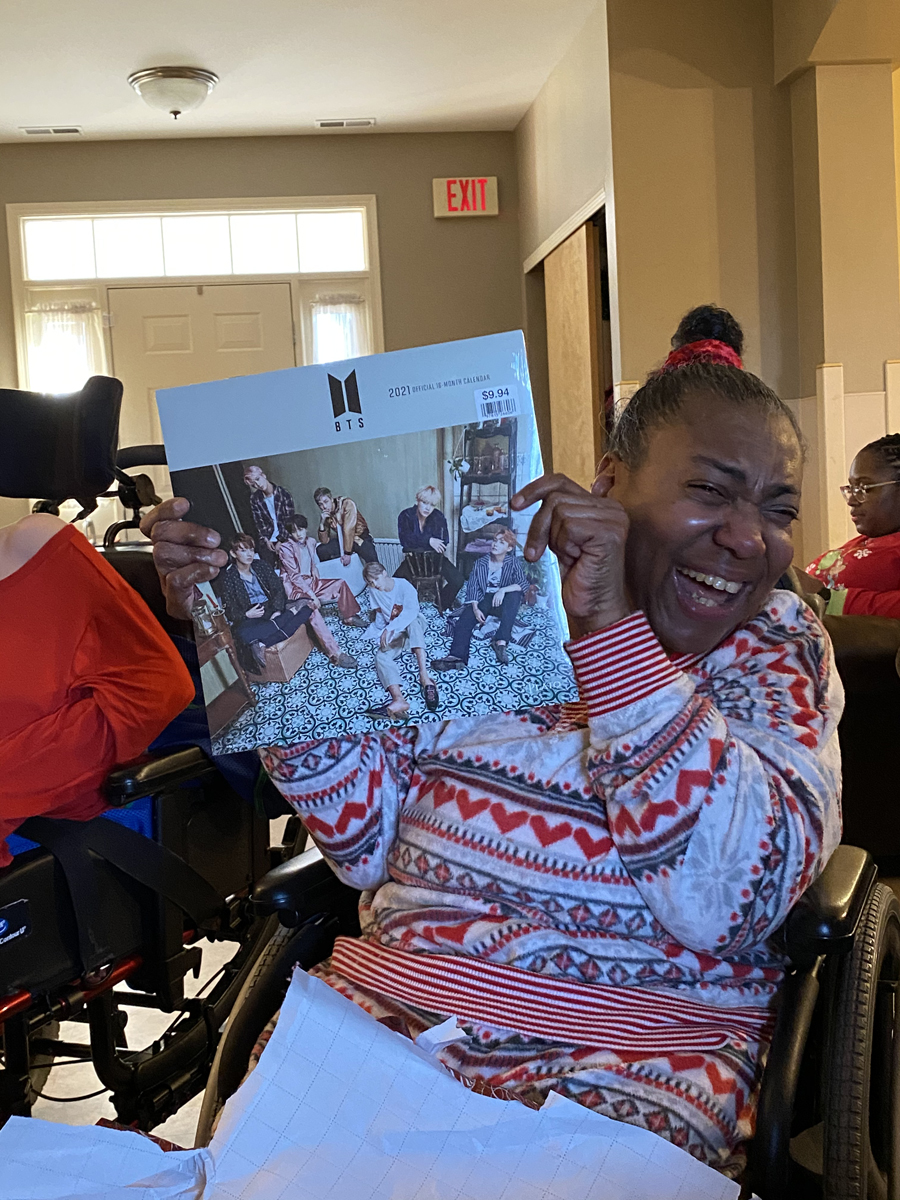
[107,282,296,506]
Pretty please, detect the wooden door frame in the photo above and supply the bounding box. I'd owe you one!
[543,221,605,488]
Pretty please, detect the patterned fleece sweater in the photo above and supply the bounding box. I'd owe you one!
[260,590,842,1171]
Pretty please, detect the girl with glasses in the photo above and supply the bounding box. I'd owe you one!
[805,434,900,616]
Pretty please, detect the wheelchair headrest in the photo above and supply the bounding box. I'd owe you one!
[0,376,123,501]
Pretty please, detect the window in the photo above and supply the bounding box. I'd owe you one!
[9,197,383,390]
[20,208,369,281]
[311,294,369,363]
[24,301,107,394]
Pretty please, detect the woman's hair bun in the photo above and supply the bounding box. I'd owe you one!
[672,306,744,357]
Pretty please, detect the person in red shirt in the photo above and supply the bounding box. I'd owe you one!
[0,514,194,868]
[806,434,900,617]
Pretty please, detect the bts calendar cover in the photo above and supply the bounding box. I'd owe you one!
[156,330,577,754]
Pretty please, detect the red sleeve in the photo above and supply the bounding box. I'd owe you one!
[0,540,194,827]
[841,587,900,618]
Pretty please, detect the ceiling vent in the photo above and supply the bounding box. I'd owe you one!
[20,126,83,137]
[314,117,376,129]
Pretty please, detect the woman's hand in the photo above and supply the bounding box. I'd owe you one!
[246,604,265,619]
[473,603,486,625]
[512,473,631,637]
[491,589,505,608]
[140,498,228,620]
[429,537,447,554]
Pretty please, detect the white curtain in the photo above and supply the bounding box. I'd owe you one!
[311,293,369,364]
[24,301,107,394]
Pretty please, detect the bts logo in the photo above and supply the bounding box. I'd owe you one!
[328,369,364,431]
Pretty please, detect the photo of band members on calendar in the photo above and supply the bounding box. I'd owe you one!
[158,332,576,752]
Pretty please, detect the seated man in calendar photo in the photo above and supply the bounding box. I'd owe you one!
[431,526,526,670]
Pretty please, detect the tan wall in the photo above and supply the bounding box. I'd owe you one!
[0,131,523,527]
[895,69,900,306]
[515,3,611,267]
[810,0,900,65]
[791,69,826,396]
[773,0,839,84]
[816,65,900,393]
[773,0,900,86]
[514,2,611,463]
[790,64,900,397]
[606,0,799,397]
[0,131,523,389]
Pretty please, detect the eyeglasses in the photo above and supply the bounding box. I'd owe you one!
[840,480,900,503]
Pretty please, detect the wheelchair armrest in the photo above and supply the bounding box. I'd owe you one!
[104,746,217,805]
[252,845,359,928]
[783,844,877,964]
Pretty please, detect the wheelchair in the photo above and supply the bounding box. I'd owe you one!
[0,377,303,1130]
[190,604,900,1199]
[2,379,898,1199]
[188,839,898,1199]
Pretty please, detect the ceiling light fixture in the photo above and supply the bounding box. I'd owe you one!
[127,67,219,120]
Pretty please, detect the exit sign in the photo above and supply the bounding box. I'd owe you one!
[433,176,499,218]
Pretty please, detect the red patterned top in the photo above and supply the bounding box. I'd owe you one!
[261,593,842,1021]
[806,529,900,617]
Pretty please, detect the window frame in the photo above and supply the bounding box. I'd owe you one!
[5,195,385,384]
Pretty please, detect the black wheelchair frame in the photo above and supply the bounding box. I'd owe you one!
[185,842,900,1200]
[0,404,300,1131]
[0,743,303,1129]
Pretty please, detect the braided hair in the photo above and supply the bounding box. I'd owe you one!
[860,433,900,480]
[608,361,803,468]
[671,305,744,356]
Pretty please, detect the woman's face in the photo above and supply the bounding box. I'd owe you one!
[845,450,900,538]
[417,498,435,519]
[604,391,802,657]
[491,533,511,557]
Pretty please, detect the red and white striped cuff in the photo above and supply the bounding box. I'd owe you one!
[565,612,682,718]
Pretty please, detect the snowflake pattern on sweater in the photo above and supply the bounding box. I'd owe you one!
[261,589,842,1174]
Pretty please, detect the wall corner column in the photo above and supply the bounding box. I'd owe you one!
[816,362,848,553]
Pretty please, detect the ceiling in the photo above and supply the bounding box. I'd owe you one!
[0,0,597,143]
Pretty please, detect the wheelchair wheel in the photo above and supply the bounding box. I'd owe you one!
[0,1017,59,1123]
[26,1018,60,1100]
[194,915,334,1147]
[823,881,900,1199]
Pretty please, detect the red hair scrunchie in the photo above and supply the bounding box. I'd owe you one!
[660,339,743,372]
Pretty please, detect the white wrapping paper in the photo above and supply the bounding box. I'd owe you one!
[0,968,743,1200]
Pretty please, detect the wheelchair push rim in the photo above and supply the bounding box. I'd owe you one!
[824,881,900,1200]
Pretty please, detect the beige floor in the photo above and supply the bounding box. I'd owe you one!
[29,817,289,1148]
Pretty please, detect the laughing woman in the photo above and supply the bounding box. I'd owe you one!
[144,361,841,1178]
[806,433,900,617]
